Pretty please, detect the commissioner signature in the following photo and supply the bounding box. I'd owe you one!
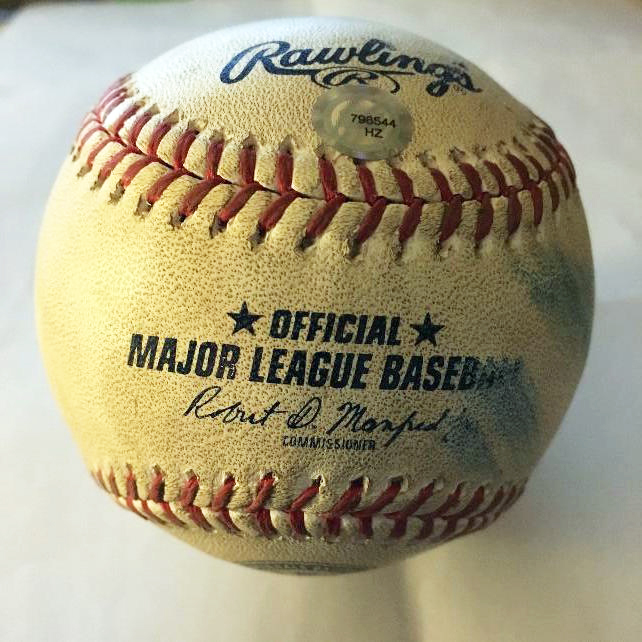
[184,385,449,447]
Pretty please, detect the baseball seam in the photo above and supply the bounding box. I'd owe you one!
[93,467,526,542]
[73,75,576,253]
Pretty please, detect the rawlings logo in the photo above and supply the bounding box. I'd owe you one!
[220,39,482,96]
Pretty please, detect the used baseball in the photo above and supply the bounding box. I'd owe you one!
[36,17,593,574]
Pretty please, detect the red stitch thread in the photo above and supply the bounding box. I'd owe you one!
[351,478,402,537]
[95,147,138,187]
[145,168,188,206]
[217,183,261,224]
[133,468,165,525]
[458,162,484,200]
[416,483,463,539]
[179,474,213,531]
[211,476,240,533]
[276,151,294,194]
[303,194,347,245]
[205,140,224,179]
[434,485,485,540]
[94,469,107,491]
[323,478,364,537]
[76,125,109,155]
[173,129,198,169]
[439,195,463,244]
[118,156,155,189]
[391,167,414,205]
[529,184,544,226]
[484,160,508,195]
[353,197,388,247]
[129,110,154,147]
[288,478,321,537]
[464,485,506,534]
[239,146,256,185]
[318,156,338,200]
[357,164,378,205]
[148,467,185,527]
[96,468,525,542]
[507,188,522,236]
[546,174,560,212]
[124,467,146,520]
[475,193,494,243]
[76,77,575,249]
[107,468,120,496]
[247,473,277,537]
[178,178,223,221]
[505,153,532,187]
[111,104,141,137]
[96,87,128,119]
[147,120,173,158]
[398,198,424,244]
[84,137,113,171]
[386,481,435,538]
[258,191,299,232]
[429,168,454,202]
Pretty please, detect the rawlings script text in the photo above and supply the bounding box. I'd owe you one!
[220,39,481,96]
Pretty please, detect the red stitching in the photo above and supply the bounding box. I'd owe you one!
[398,198,424,243]
[146,119,173,157]
[258,191,299,232]
[111,104,141,137]
[217,183,260,225]
[179,474,213,531]
[246,473,277,537]
[95,146,138,187]
[318,156,338,200]
[129,110,154,147]
[386,481,436,538]
[287,477,321,537]
[322,478,364,537]
[148,467,185,527]
[76,77,576,251]
[205,140,224,179]
[458,162,484,200]
[97,468,526,542]
[353,197,387,247]
[124,466,145,519]
[351,478,402,537]
[302,194,347,247]
[475,193,494,243]
[173,129,198,169]
[275,151,294,193]
[391,167,414,204]
[357,164,378,205]
[429,168,454,202]
[239,146,256,185]
[211,476,239,533]
[177,178,223,221]
[439,195,463,244]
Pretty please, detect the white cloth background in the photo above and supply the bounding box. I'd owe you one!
[0,1,640,640]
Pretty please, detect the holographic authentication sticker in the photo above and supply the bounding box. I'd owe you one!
[311,86,413,160]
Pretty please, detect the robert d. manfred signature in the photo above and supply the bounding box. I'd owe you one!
[184,385,449,447]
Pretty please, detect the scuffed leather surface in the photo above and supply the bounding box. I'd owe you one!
[35,17,593,570]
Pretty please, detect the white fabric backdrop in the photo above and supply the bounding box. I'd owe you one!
[0,1,640,640]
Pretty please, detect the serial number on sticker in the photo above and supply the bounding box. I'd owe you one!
[311,85,413,160]
[350,113,397,128]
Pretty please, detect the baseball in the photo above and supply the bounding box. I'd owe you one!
[35,17,593,574]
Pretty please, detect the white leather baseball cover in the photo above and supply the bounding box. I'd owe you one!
[35,17,594,574]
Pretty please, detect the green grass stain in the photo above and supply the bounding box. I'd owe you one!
[441,361,539,479]
[513,249,594,355]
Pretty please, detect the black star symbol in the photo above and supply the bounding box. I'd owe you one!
[409,312,444,346]
[227,301,263,335]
